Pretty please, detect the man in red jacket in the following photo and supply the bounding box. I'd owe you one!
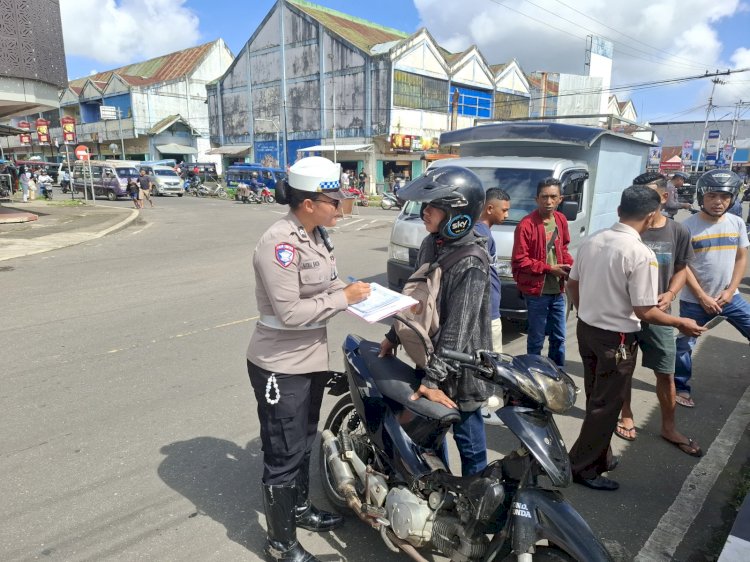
[511,178,574,366]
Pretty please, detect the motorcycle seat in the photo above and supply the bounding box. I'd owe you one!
[358,340,461,424]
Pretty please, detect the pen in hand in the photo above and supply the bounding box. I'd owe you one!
[344,276,371,304]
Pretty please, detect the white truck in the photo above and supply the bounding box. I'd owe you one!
[386,121,655,319]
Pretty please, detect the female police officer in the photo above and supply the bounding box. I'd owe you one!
[246,156,370,562]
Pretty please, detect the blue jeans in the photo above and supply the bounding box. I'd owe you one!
[675,295,750,395]
[525,293,566,366]
[448,409,487,477]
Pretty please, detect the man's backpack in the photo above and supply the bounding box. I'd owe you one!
[394,245,489,368]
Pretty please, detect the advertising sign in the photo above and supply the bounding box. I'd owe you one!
[100,105,118,120]
[681,140,693,165]
[35,118,50,144]
[18,120,31,145]
[706,130,721,164]
[61,116,76,144]
[648,146,662,168]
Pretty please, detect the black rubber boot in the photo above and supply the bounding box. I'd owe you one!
[262,484,320,562]
[295,454,344,532]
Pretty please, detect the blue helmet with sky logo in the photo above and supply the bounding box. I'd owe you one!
[398,165,485,241]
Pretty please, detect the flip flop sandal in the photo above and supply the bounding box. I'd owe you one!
[615,420,637,441]
[675,394,695,408]
[662,436,703,457]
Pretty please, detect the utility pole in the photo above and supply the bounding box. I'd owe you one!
[694,77,724,172]
[728,100,750,169]
[329,53,337,163]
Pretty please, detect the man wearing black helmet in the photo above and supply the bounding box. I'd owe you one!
[379,166,492,477]
[674,169,750,408]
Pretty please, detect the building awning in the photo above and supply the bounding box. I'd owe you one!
[156,143,198,155]
[298,144,373,153]
[206,144,252,156]
[0,124,25,137]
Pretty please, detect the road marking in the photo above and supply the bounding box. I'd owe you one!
[635,383,750,561]
[106,316,259,353]
[129,222,153,236]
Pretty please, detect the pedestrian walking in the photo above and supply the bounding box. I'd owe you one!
[567,185,705,491]
[137,169,153,208]
[19,167,31,203]
[379,166,493,477]
[616,172,702,457]
[674,169,750,408]
[246,156,370,562]
[511,178,573,366]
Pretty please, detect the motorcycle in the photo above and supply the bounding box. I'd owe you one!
[346,186,369,206]
[39,179,53,200]
[237,182,275,204]
[319,336,612,562]
[381,190,404,211]
[185,176,203,195]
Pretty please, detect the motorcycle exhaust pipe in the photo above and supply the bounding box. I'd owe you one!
[321,430,380,529]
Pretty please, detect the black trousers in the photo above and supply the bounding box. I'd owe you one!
[247,360,327,485]
[569,320,638,479]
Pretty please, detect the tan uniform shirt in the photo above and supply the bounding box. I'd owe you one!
[246,212,347,374]
[569,222,659,333]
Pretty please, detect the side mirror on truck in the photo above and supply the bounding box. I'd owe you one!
[560,200,579,222]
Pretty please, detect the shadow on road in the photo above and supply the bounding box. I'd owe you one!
[158,436,266,555]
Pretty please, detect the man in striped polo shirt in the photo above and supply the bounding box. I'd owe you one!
[675,169,750,408]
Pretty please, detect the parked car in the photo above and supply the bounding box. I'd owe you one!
[139,165,184,196]
[71,160,139,200]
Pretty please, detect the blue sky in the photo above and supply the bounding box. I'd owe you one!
[61,0,750,124]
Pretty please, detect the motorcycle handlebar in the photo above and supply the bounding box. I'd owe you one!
[437,349,478,365]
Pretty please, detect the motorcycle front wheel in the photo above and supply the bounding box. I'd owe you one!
[263,195,275,204]
[380,198,393,210]
[318,394,369,511]
[217,188,228,199]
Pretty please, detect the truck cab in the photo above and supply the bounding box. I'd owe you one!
[386,121,653,319]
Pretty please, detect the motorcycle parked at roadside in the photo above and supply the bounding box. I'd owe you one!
[319,335,612,562]
[38,178,53,200]
[380,190,404,211]
[195,181,228,199]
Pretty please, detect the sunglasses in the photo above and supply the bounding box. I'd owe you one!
[314,196,340,209]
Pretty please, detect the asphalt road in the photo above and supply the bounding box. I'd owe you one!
[1,196,749,561]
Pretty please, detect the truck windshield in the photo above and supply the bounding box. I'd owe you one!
[402,167,554,224]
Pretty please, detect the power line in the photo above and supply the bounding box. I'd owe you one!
[549,0,715,70]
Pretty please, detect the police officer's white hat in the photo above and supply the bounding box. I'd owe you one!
[287,156,345,200]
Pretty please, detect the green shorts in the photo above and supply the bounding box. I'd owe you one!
[636,323,676,374]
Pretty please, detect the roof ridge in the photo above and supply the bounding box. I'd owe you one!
[287,0,409,38]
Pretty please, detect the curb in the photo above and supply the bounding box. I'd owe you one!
[719,493,750,561]
[0,205,139,262]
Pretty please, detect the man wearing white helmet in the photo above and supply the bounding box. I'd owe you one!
[246,156,371,562]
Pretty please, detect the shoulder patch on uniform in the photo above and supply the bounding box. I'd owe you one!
[275,243,296,268]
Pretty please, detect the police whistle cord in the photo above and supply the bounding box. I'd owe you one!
[265,373,281,405]
[316,226,334,252]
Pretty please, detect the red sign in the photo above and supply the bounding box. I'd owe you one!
[61,116,76,144]
[18,121,30,145]
[35,118,50,144]
[75,145,90,160]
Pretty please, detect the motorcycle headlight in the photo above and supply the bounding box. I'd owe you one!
[389,243,410,263]
[527,366,578,414]
[494,259,513,278]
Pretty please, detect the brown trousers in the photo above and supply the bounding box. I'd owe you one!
[569,320,639,479]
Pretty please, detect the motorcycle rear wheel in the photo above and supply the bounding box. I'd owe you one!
[318,394,369,511]
[217,188,228,199]
[501,546,574,561]
[380,198,393,210]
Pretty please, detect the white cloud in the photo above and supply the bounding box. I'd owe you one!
[413,0,745,102]
[61,0,201,75]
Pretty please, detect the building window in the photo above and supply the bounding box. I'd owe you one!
[493,92,530,120]
[394,70,447,112]
[450,85,492,118]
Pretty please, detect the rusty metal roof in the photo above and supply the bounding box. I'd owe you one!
[288,0,408,53]
[69,41,216,91]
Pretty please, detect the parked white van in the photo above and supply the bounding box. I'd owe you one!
[386,121,654,319]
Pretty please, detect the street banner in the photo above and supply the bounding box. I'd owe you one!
[35,118,50,144]
[61,116,76,144]
[681,140,693,166]
[18,120,30,145]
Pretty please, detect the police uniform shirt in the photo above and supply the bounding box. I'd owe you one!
[247,212,347,374]
[569,222,659,333]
